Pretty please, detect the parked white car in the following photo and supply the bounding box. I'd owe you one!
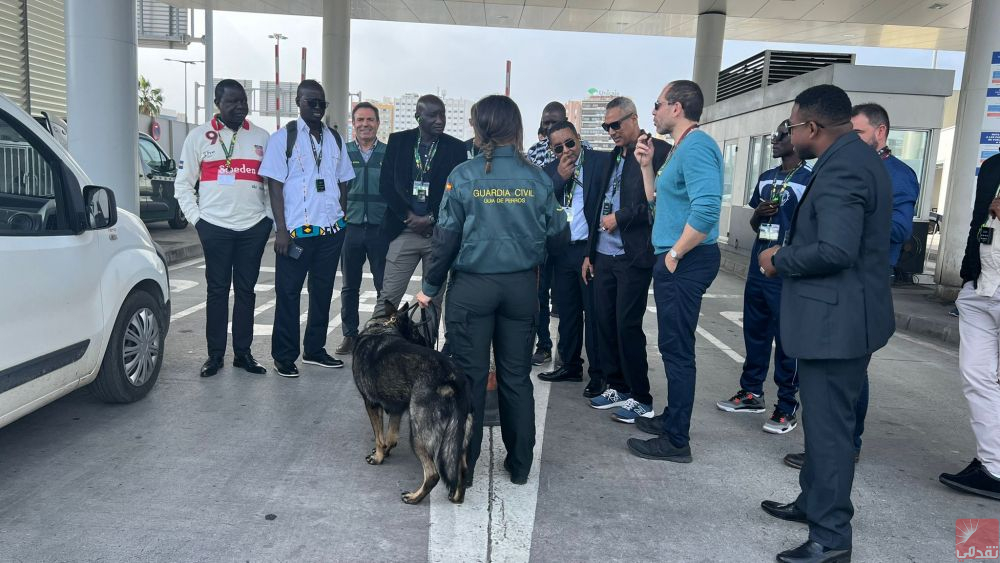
[0,93,171,429]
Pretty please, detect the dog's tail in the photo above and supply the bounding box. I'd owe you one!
[435,379,472,490]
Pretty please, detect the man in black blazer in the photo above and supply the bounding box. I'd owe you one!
[538,121,610,397]
[758,84,894,563]
[583,97,670,422]
[375,95,467,318]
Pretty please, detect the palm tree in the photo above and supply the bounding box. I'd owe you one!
[138,76,164,117]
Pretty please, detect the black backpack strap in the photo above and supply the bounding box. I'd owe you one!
[285,121,343,160]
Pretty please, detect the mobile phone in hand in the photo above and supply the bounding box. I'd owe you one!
[288,244,304,260]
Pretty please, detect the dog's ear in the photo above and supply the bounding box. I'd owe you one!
[384,300,397,318]
[398,302,410,316]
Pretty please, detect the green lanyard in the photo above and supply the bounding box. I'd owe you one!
[566,151,584,208]
[607,152,624,201]
[414,139,438,181]
[220,128,239,169]
[656,124,699,177]
[770,162,803,203]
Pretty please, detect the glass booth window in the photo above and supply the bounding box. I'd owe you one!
[746,134,779,204]
[887,129,929,216]
[722,139,738,204]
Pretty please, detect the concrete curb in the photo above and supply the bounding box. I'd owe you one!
[718,245,959,347]
[163,241,204,266]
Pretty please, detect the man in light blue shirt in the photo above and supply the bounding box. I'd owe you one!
[259,80,356,377]
[627,80,722,463]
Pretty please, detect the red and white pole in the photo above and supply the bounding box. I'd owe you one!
[301,47,307,82]
[505,60,511,96]
[274,42,280,130]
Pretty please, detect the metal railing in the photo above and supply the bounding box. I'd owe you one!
[0,140,56,197]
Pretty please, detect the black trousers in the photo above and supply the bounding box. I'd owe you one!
[794,355,870,550]
[446,270,537,482]
[271,230,346,364]
[535,259,553,351]
[551,241,600,380]
[340,223,388,337]
[592,253,653,405]
[195,217,271,359]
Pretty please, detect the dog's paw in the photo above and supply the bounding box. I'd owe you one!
[366,448,386,465]
[401,491,423,505]
[448,491,465,504]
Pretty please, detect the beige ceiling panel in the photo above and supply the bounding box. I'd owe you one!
[890,0,971,27]
[404,0,455,23]
[565,0,614,9]
[753,0,825,21]
[490,0,525,5]
[847,0,922,24]
[517,4,564,27]
[803,0,876,23]
[367,0,419,21]
[624,12,696,35]
[929,1,971,28]
[724,0,770,18]
[658,0,702,15]
[352,0,383,19]
[484,2,524,26]
[586,9,650,31]
[524,0,568,7]
[445,1,488,25]
[551,7,606,29]
[609,0,663,12]
[723,16,790,39]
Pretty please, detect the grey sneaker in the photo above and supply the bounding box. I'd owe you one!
[716,389,766,413]
[335,336,356,356]
[531,348,551,366]
[763,408,798,434]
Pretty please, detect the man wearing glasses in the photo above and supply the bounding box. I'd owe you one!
[755,84,894,563]
[260,80,356,377]
[539,121,610,397]
[584,97,669,423]
[627,80,721,462]
[716,120,810,435]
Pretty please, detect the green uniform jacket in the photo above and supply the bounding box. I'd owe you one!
[422,145,569,297]
[345,140,387,226]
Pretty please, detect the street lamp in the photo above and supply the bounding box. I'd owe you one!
[164,58,204,131]
[269,33,287,130]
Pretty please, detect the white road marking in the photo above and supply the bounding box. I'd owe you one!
[169,256,205,270]
[720,311,743,328]
[169,279,199,293]
[893,331,959,358]
[428,372,552,563]
[696,326,745,363]
[170,302,206,321]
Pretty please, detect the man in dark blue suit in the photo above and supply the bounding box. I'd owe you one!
[758,84,894,563]
[538,122,610,398]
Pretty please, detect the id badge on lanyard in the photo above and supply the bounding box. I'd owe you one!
[412,181,429,202]
[759,223,780,242]
[217,168,236,185]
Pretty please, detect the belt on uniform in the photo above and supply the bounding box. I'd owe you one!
[568,239,588,246]
[289,218,346,238]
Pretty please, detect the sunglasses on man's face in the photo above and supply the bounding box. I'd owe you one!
[601,112,635,132]
[653,100,677,111]
[550,138,577,154]
[304,99,329,110]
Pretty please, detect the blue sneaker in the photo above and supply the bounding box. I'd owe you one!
[589,388,630,410]
[611,399,655,424]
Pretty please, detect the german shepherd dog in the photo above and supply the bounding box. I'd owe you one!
[352,301,473,504]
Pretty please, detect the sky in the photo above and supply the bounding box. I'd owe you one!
[137,10,967,135]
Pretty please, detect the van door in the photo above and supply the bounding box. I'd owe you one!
[0,107,105,412]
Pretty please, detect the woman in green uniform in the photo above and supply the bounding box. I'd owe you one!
[416,95,568,486]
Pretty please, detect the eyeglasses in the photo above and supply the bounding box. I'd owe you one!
[772,128,789,141]
[779,118,851,133]
[601,112,635,132]
[550,138,577,154]
[653,100,677,111]
[304,99,329,110]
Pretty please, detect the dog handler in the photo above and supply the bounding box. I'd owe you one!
[416,95,569,486]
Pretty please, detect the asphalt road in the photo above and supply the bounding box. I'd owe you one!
[0,250,992,562]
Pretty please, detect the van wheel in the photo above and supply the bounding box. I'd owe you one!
[91,291,165,403]
[168,207,188,229]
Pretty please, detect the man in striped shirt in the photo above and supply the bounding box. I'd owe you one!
[174,79,273,378]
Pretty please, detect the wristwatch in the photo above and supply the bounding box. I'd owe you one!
[669,249,680,260]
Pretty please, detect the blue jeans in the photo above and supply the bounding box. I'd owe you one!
[652,244,721,448]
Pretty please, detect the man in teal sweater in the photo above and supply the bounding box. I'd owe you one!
[627,80,723,463]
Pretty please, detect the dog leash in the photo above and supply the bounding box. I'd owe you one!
[407,301,440,351]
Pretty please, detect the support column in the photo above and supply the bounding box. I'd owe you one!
[322,0,351,131]
[204,9,213,122]
[692,11,726,106]
[936,0,1000,293]
[65,0,138,214]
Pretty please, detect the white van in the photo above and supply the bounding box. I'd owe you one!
[0,93,171,429]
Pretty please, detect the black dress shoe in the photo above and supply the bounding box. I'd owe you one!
[635,413,667,436]
[538,366,582,382]
[302,352,345,369]
[200,357,223,378]
[776,540,852,563]
[761,500,808,524]
[626,436,692,463]
[274,361,299,378]
[583,379,606,398]
[784,451,860,470]
[233,353,267,375]
[939,463,1000,500]
[503,456,528,485]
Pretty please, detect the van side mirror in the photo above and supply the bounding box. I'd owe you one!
[83,186,117,230]
[165,158,176,173]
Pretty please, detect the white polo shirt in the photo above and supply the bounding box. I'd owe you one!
[173,116,271,230]
[258,118,356,232]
